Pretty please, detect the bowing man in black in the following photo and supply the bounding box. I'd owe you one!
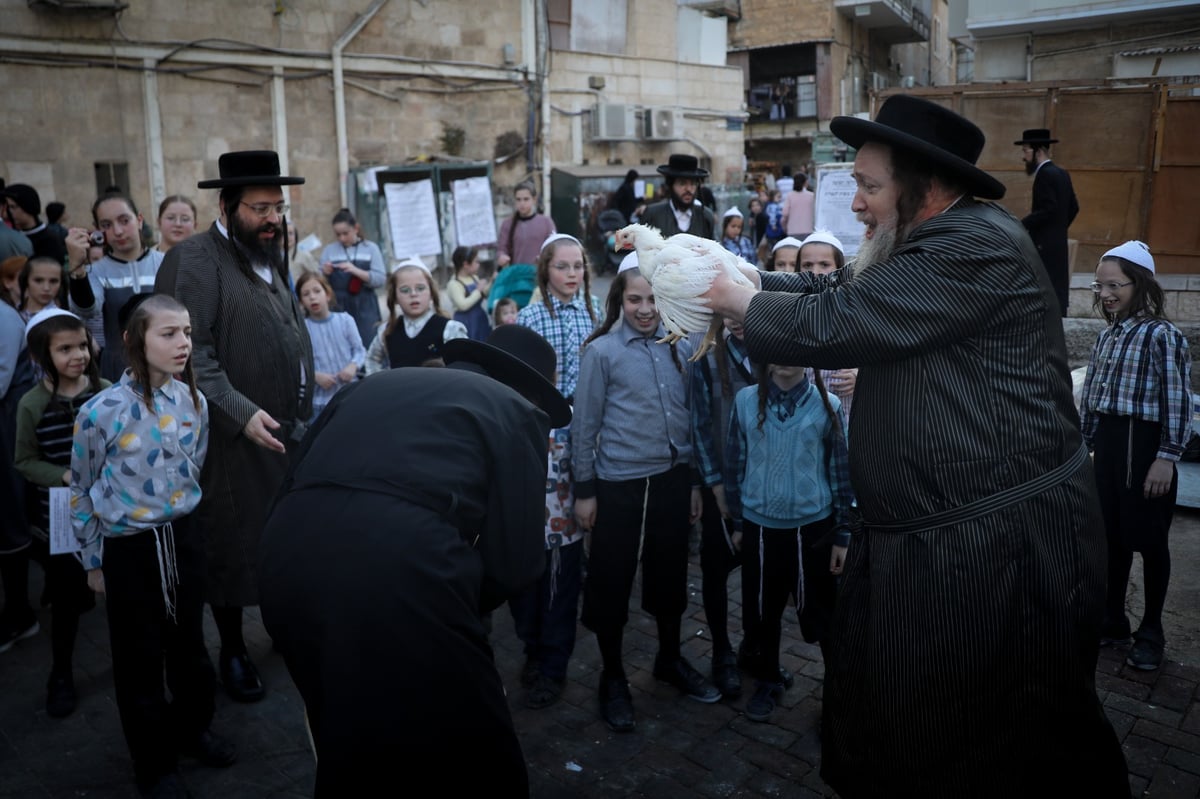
[1017,128,1080,316]
[258,324,569,798]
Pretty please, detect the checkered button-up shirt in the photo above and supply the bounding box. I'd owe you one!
[517,293,601,400]
[1080,313,1192,460]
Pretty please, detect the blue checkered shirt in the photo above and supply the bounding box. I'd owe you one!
[1080,314,1192,460]
[517,293,602,400]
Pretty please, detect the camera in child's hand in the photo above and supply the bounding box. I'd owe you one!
[89,230,106,246]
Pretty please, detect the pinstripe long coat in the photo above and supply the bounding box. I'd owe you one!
[156,224,314,607]
[744,199,1127,796]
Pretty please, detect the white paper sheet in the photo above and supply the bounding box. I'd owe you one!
[384,180,443,259]
[451,177,498,248]
[49,486,81,556]
[813,163,865,258]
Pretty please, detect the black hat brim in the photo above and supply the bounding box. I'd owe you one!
[197,176,306,189]
[656,165,710,179]
[830,116,1006,200]
[442,339,571,428]
[1012,137,1059,146]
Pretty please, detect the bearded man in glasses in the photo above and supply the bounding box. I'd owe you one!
[702,97,1127,797]
[156,150,315,705]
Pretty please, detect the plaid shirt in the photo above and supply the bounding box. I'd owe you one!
[517,293,602,400]
[1080,313,1192,460]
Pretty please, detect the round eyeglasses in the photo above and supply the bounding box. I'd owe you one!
[1090,281,1133,293]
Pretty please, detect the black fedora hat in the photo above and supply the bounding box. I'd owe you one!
[656,154,709,180]
[197,150,305,189]
[443,324,571,428]
[1013,128,1059,146]
[830,95,1006,200]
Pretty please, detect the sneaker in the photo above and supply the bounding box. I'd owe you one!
[736,641,794,690]
[0,616,39,654]
[1126,629,1165,671]
[46,672,77,718]
[711,650,742,699]
[525,673,564,710]
[745,680,783,723]
[653,656,722,704]
[598,672,635,732]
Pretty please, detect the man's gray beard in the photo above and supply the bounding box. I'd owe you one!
[850,223,898,273]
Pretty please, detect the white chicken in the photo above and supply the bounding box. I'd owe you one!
[613,223,756,360]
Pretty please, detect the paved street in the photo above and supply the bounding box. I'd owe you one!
[1,510,1198,798]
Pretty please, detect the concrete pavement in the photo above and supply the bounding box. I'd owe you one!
[2,510,1199,798]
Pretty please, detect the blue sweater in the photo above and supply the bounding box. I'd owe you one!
[726,380,853,531]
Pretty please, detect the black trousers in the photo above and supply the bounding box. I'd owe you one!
[581,465,691,634]
[698,485,746,654]
[742,514,837,683]
[101,515,215,788]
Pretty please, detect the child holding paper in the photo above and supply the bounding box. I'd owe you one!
[13,308,107,717]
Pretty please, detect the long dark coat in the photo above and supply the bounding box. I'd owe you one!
[258,368,548,797]
[155,224,314,606]
[1023,161,1079,314]
[743,199,1127,797]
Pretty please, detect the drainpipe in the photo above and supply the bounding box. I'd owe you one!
[536,0,551,205]
[333,0,390,208]
[272,65,291,203]
[142,57,166,214]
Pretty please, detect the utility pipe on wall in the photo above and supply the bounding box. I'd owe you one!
[272,65,291,203]
[141,56,166,214]
[333,0,390,208]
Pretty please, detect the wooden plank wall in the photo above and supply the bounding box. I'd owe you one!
[877,81,1199,274]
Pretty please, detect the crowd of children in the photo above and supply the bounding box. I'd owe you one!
[0,167,1191,795]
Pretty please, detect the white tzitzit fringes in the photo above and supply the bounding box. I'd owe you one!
[757,526,765,620]
[548,543,561,610]
[153,523,180,622]
[636,478,650,562]
[795,528,806,616]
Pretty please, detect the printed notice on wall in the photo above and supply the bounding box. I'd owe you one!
[814,163,864,258]
[385,179,442,259]
[452,177,498,248]
[49,487,81,555]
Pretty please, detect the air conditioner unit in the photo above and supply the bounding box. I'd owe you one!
[590,103,638,141]
[643,107,678,140]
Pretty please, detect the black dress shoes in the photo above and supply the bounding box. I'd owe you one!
[653,656,721,703]
[220,652,265,703]
[179,729,238,768]
[598,672,636,732]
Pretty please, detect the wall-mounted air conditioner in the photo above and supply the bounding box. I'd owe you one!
[642,107,678,140]
[591,103,638,141]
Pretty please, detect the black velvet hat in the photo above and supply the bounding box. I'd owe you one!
[830,95,1006,200]
[656,154,709,180]
[197,150,305,189]
[1013,128,1059,146]
[443,324,571,428]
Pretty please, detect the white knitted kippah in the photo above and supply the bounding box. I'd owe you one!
[771,236,803,253]
[618,252,639,274]
[800,229,845,255]
[24,307,81,338]
[1102,240,1154,274]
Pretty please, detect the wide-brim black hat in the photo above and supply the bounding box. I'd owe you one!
[657,154,709,180]
[197,150,305,189]
[830,95,1006,200]
[1013,128,1059,146]
[443,325,571,428]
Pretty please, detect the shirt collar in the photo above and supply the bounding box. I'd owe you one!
[621,317,666,343]
[119,370,184,403]
[1033,159,1051,177]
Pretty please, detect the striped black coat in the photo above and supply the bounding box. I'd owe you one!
[743,200,1127,797]
[156,224,314,607]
